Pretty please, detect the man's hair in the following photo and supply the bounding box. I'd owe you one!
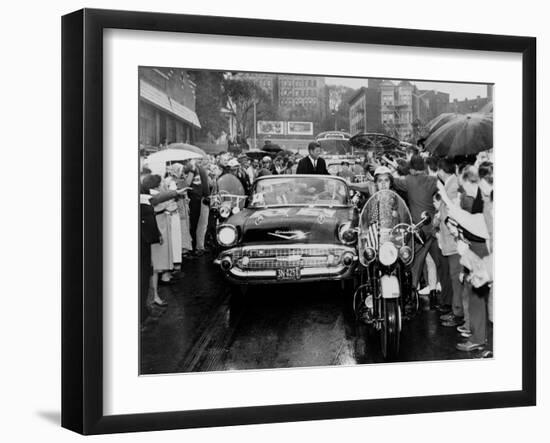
[478,161,494,185]
[141,174,162,193]
[141,166,152,175]
[426,156,438,172]
[409,154,425,171]
[308,141,321,153]
[396,158,410,176]
[437,157,456,175]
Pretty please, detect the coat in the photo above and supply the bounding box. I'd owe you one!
[296,156,329,175]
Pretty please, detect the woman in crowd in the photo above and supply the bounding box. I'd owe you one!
[440,164,491,352]
[141,173,188,312]
[149,174,180,305]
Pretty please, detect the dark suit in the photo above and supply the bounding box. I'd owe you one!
[394,172,452,307]
[296,156,329,175]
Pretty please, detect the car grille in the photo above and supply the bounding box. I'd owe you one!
[226,244,352,270]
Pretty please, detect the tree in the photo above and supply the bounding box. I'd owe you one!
[223,78,275,140]
[188,70,227,140]
[320,85,355,132]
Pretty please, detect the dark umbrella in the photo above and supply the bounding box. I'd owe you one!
[261,144,282,153]
[425,113,492,157]
[245,149,266,160]
[349,132,402,153]
[425,112,459,134]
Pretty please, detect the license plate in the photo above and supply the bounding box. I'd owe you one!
[276,267,301,281]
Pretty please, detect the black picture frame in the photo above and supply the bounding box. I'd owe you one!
[62,8,536,435]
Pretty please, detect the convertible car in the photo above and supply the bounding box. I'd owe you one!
[214,175,359,288]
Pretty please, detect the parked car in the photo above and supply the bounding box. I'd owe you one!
[214,175,359,292]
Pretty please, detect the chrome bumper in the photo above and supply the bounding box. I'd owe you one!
[215,243,358,284]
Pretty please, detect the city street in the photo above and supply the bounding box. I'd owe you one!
[140,251,490,374]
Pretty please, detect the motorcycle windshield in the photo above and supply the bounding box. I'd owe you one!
[359,190,413,261]
[217,174,246,208]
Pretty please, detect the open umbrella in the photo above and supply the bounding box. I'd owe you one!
[167,142,207,158]
[350,132,402,152]
[425,112,459,134]
[425,112,492,157]
[261,144,283,154]
[245,149,266,160]
[144,149,203,175]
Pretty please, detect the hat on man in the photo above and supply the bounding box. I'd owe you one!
[228,158,240,168]
[262,156,272,163]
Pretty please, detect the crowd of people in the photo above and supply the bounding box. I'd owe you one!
[351,148,494,355]
[139,139,494,356]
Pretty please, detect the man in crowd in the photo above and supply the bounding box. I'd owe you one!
[337,160,355,182]
[434,157,463,325]
[393,154,453,310]
[273,155,286,175]
[183,159,210,257]
[257,156,274,177]
[296,141,329,175]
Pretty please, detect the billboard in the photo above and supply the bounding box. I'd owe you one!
[287,121,313,136]
[257,121,284,135]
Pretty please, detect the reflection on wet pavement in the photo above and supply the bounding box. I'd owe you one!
[140,252,491,375]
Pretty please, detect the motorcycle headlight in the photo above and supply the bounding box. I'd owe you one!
[399,245,412,263]
[219,204,231,219]
[338,222,357,245]
[217,225,238,247]
[379,242,398,266]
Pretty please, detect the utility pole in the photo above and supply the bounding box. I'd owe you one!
[253,101,257,149]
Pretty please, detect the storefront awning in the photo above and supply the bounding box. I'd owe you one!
[140,80,201,128]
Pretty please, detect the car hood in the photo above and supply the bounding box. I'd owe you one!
[228,206,354,245]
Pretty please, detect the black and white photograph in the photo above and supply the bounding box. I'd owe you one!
[138,67,495,374]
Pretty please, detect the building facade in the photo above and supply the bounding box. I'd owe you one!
[446,95,490,114]
[415,89,451,124]
[235,72,328,133]
[379,80,415,140]
[139,67,201,152]
[348,87,381,135]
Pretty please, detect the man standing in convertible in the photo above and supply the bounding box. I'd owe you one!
[296,141,329,175]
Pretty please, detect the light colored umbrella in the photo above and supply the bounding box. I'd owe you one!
[425,112,493,157]
[144,149,203,176]
[167,142,207,157]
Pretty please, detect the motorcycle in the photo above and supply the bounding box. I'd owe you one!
[353,189,431,360]
[209,173,247,248]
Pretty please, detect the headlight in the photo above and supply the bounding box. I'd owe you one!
[379,242,398,266]
[338,222,357,245]
[217,225,238,247]
[399,246,412,263]
[219,204,231,218]
[232,206,240,215]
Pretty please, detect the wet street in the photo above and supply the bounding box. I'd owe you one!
[140,252,491,374]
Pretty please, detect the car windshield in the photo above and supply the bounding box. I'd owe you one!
[250,176,348,208]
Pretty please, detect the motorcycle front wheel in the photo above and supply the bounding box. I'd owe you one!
[380,299,401,360]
